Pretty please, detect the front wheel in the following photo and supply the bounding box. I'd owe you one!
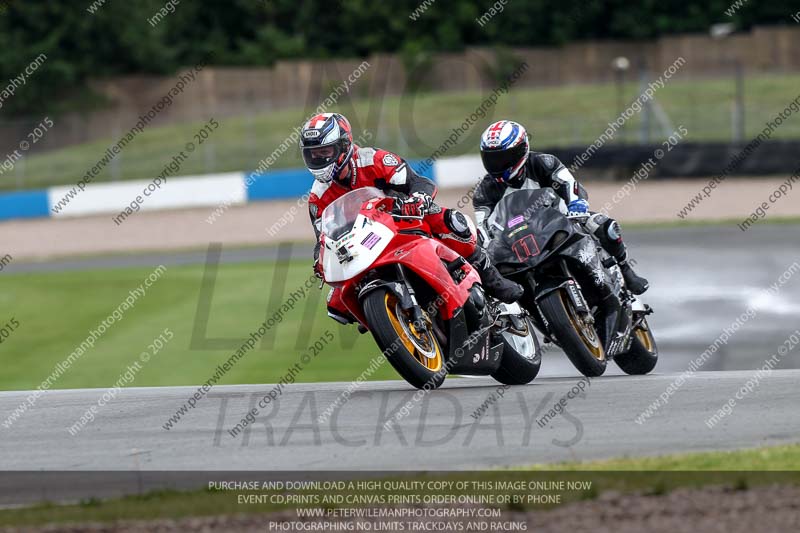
[491,316,541,385]
[362,289,446,390]
[615,317,658,375]
[537,289,607,377]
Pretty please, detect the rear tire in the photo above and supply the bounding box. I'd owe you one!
[492,317,541,385]
[615,317,658,375]
[362,289,446,390]
[538,289,607,377]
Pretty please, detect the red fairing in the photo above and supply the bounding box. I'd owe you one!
[322,196,480,327]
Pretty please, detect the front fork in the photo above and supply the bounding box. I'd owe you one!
[395,264,428,331]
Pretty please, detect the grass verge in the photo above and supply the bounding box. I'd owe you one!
[10,73,800,191]
[0,259,387,391]
[529,443,800,471]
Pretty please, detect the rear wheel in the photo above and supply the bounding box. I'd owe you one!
[492,316,541,385]
[362,289,446,390]
[615,317,658,375]
[538,289,607,377]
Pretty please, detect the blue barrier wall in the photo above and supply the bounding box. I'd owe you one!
[408,159,436,181]
[0,190,50,221]
[0,159,440,222]
[245,159,436,201]
[245,169,314,201]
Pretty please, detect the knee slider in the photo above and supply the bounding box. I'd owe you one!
[445,210,474,239]
[585,213,607,235]
[587,213,621,243]
[606,220,622,242]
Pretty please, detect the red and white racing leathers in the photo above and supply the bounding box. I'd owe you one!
[308,145,476,322]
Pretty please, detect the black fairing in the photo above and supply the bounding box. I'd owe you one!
[445,286,503,375]
[487,189,628,355]
[487,188,579,274]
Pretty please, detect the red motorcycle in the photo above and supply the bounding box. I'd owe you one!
[319,187,541,390]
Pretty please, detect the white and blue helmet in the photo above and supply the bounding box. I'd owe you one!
[479,120,530,183]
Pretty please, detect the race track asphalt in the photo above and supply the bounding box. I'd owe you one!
[6,223,800,374]
[1,224,799,504]
[0,370,797,474]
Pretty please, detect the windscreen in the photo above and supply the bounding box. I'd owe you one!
[488,188,559,234]
[320,187,385,240]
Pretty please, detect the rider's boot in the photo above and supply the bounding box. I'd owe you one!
[586,214,649,295]
[618,253,649,296]
[468,247,524,304]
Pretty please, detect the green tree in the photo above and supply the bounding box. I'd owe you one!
[0,0,796,116]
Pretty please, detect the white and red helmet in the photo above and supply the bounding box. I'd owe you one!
[300,113,354,183]
[479,120,530,183]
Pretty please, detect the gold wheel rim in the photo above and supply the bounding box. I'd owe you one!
[635,319,655,353]
[385,293,443,372]
[560,290,605,361]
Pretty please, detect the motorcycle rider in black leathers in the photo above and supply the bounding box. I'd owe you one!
[473,120,649,295]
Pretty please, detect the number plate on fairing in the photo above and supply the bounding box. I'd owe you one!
[322,215,394,283]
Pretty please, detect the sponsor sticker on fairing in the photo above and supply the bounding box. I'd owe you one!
[508,215,525,228]
[361,232,381,249]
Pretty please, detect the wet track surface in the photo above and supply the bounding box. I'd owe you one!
[0,225,798,499]
[7,223,800,374]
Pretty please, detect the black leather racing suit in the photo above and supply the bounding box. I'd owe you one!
[472,151,648,295]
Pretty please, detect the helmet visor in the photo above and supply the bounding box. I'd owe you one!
[480,142,527,179]
[302,142,344,170]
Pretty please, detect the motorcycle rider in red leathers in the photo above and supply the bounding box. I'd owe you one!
[301,113,524,325]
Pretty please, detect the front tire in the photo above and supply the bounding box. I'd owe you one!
[538,289,607,377]
[362,289,446,390]
[615,317,658,375]
[492,316,541,385]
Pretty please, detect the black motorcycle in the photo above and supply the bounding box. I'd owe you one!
[485,188,658,377]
